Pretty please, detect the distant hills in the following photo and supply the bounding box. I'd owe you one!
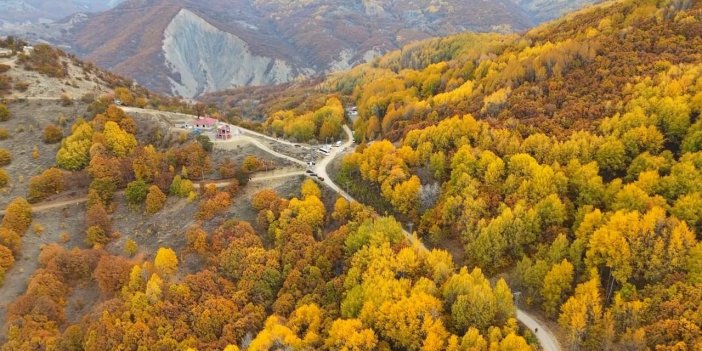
[1,0,597,97]
[0,0,124,23]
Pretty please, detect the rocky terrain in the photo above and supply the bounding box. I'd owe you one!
[1,0,598,98]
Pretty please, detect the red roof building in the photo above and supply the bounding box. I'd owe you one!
[194,116,218,129]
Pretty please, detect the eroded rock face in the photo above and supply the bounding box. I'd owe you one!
[163,9,298,98]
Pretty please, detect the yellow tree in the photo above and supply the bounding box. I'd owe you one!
[325,319,378,351]
[154,247,178,277]
[542,259,574,317]
[104,121,137,157]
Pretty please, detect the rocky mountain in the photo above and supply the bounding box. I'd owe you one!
[2,0,597,97]
[0,0,124,24]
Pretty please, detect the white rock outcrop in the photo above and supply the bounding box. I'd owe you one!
[163,9,296,98]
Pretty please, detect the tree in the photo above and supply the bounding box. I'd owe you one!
[125,179,148,205]
[0,227,20,254]
[145,185,166,214]
[251,189,279,211]
[542,259,574,317]
[86,202,111,234]
[301,179,322,199]
[93,255,133,295]
[104,121,136,157]
[150,249,179,282]
[325,319,378,351]
[196,134,213,152]
[43,124,63,144]
[197,191,231,220]
[27,168,64,203]
[56,121,93,170]
[2,197,32,234]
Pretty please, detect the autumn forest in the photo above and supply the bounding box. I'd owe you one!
[0,0,701,350]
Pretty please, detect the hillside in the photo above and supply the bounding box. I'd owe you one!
[202,0,702,349]
[0,39,545,351]
[1,0,597,98]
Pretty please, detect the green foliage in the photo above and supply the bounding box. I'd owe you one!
[125,179,149,205]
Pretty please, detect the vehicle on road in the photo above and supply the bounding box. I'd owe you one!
[317,176,325,181]
[306,170,314,174]
[335,141,342,147]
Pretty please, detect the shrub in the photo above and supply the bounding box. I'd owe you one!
[1,197,32,234]
[0,64,9,73]
[241,155,264,173]
[0,128,8,140]
[0,169,8,188]
[197,191,231,220]
[42,124,63,144]
[0,227,20,254]
[145,185,166,214]
[27,168,64,203]
[125,179,148,205]
[0,104,9,121]
[124,239,138,256]
[14,81,28,92]
[0,149,10,166]
[85,226,108,246]
[85,202,111,234]
[60,93,73,106]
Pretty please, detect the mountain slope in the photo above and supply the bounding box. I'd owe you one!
[6,0,595,98]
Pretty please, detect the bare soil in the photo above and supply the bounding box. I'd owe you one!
[0,100,90,208]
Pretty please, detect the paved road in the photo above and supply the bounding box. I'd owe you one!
[117,106,560,350]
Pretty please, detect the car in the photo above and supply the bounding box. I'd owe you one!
[307,161,316,166]
[306,170,314,174]
[294,144,301,148]
[317,177,325,181]
[335,141,342,147]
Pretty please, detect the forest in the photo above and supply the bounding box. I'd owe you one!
[1,0,702,350]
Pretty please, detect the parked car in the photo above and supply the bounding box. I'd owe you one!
[317,176,325,181]
[306,170,314,174]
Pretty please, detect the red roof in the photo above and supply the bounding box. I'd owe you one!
[194,116,217,126]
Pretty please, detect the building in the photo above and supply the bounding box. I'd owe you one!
[0,48,12,58]
[193,116,217,129]
[216,124,232,140]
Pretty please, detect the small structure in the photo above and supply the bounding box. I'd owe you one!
[193,116,217,129]
[22,46,34,55]
[0,48,12,58]
[216,124,232,140]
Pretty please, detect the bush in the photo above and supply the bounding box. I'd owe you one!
[1,197,32,234]
[145,185,166,214]
[0,169,8,188]
[0,104,9,121]
[85,226,108,246]
[0,227,20,254]
[27,168,64,203]
[125,180,149,205]
[0,64,9,73]
[0,149,10,166]
[14,81,28,92]
[42,124,63,144]
[0,128,8,140]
